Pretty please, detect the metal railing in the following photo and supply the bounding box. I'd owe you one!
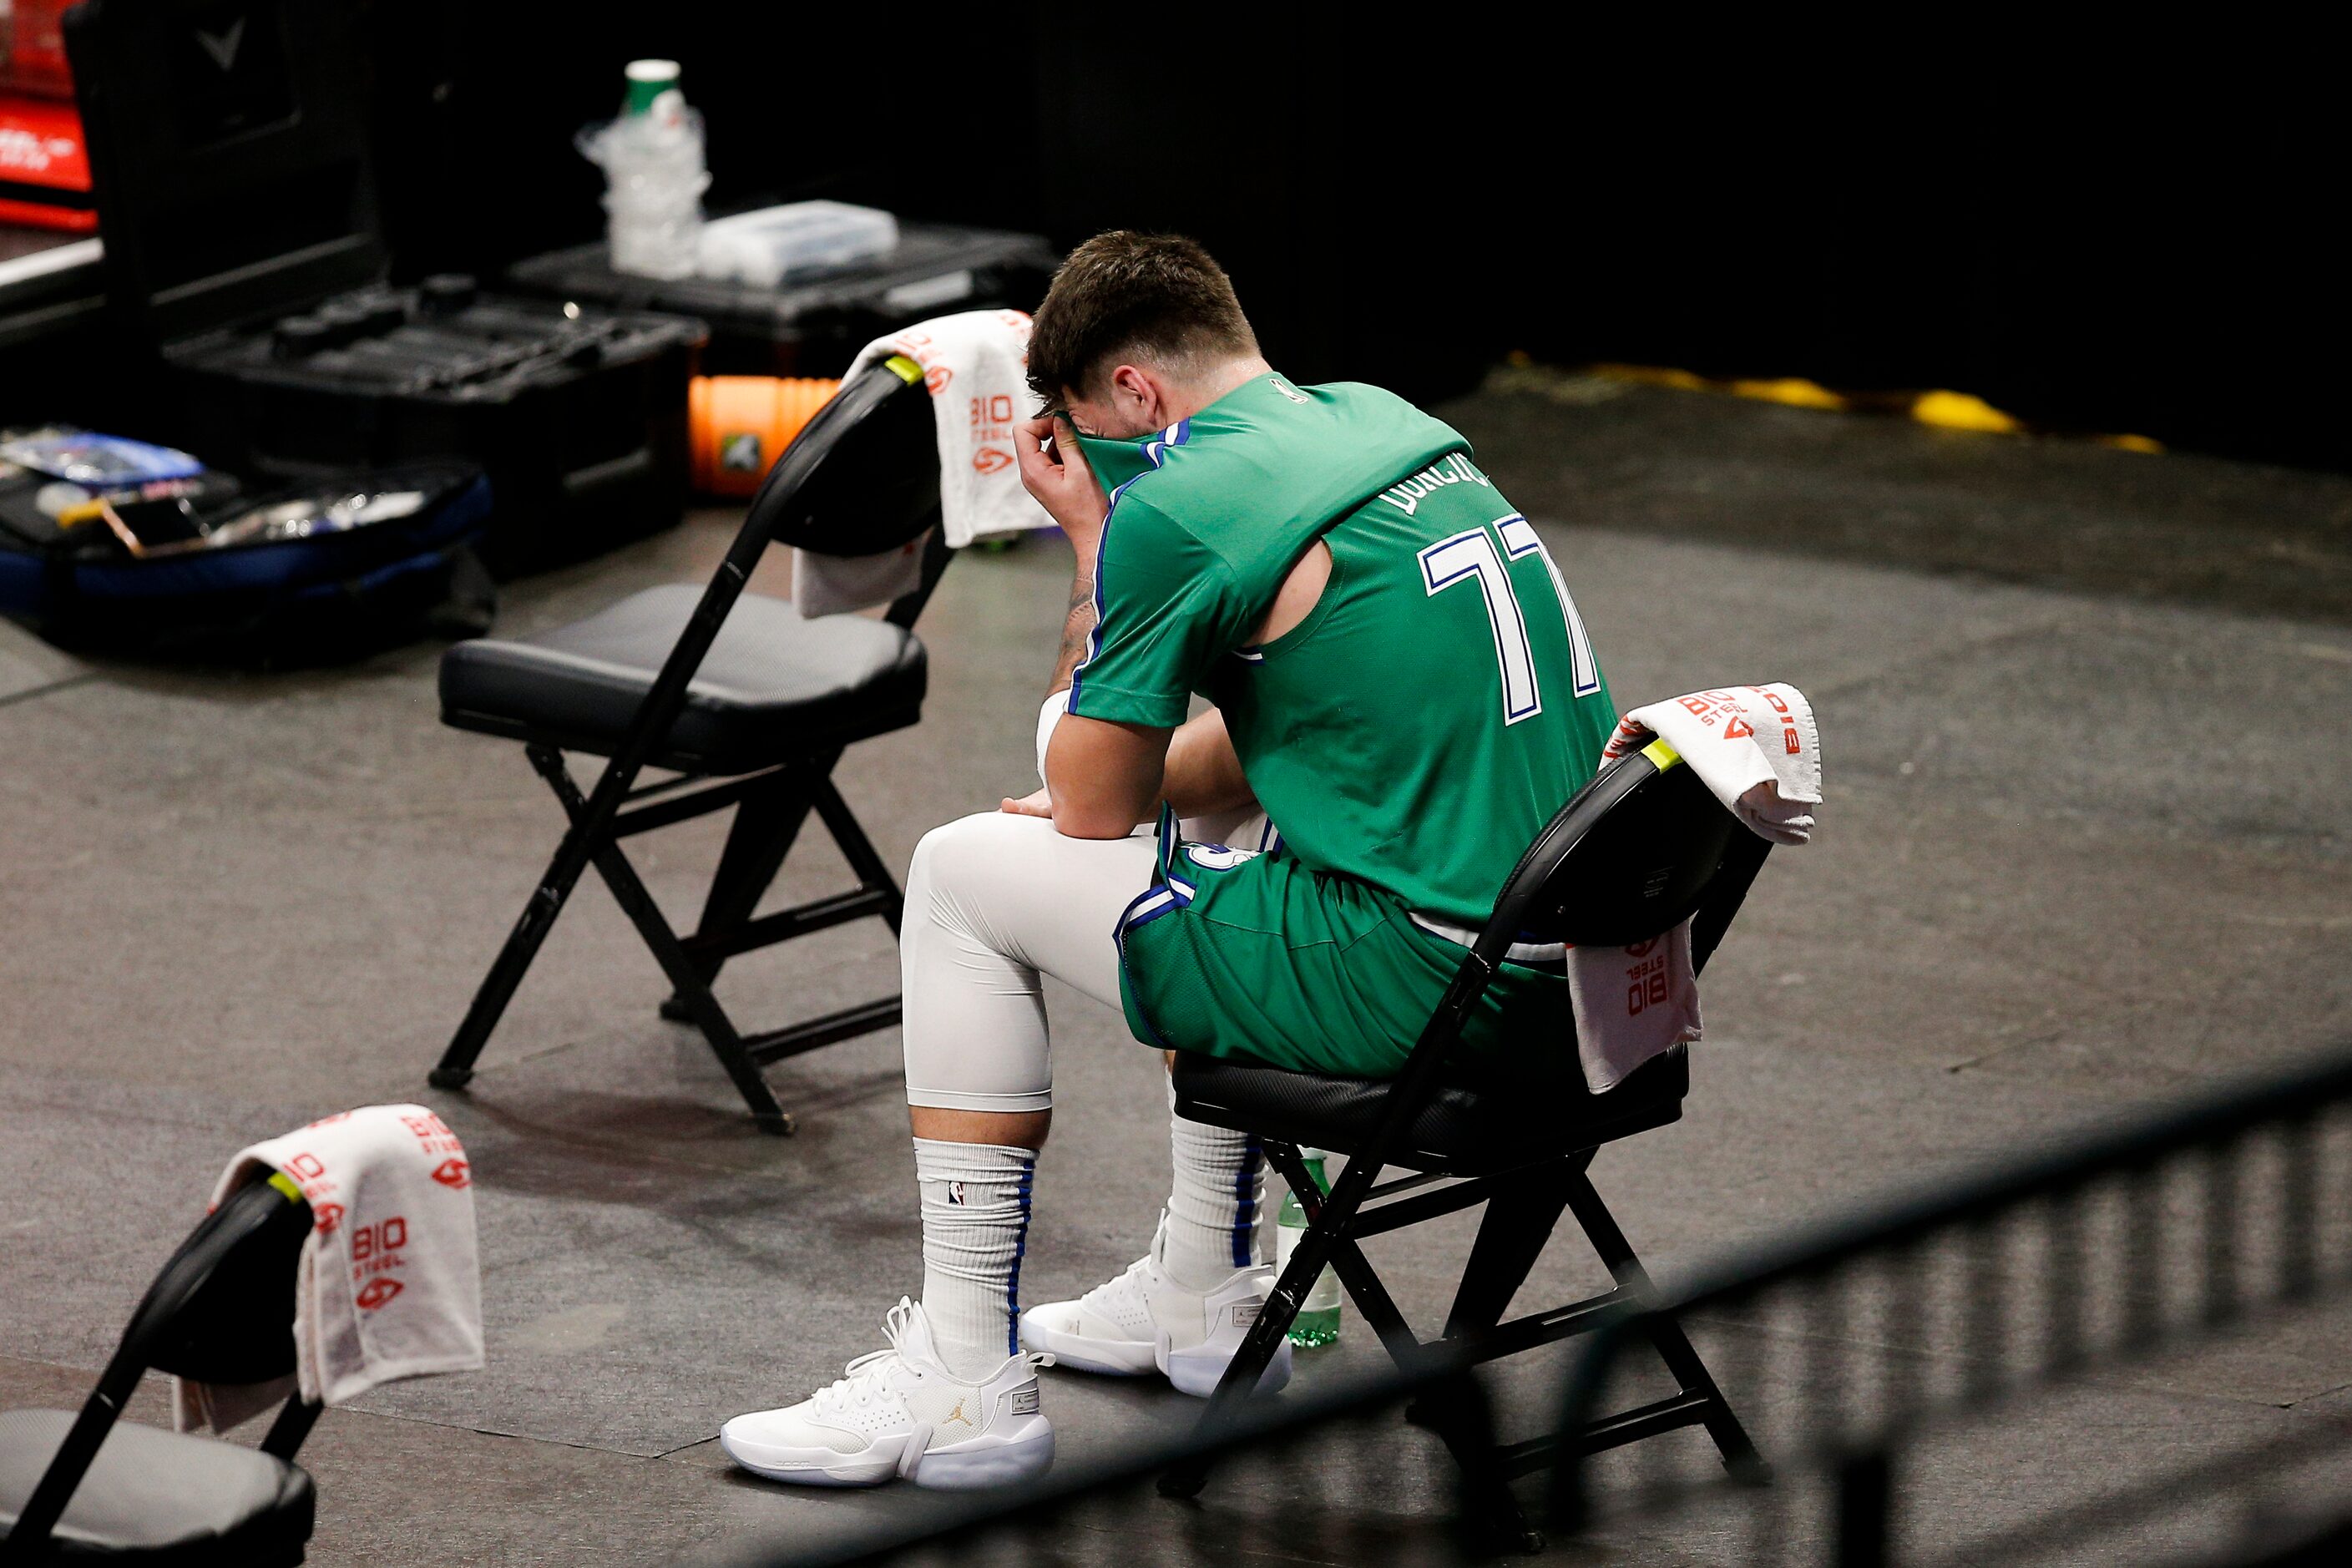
[729,1042,2352,1567]
[1554,1041,2352,1565]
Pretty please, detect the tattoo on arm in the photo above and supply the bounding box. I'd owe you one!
[1047,572,1096,697]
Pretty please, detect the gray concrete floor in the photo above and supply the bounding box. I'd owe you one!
[2,373,2348,1565]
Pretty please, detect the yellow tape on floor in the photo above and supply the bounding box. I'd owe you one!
[1515,356,2163,453]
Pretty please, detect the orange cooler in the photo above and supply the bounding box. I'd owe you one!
[688,375,840,496]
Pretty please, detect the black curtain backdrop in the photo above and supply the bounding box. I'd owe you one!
[361,8,2344,469]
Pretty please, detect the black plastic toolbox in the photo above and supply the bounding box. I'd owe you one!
[63,0,706,576]
[507,221,1058,378]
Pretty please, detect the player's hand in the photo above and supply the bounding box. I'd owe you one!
[1016,413,1109,560]
[999,787,1054,818]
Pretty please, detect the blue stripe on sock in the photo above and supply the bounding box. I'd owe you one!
[1007,1162,1035,1358]
[1232,1136,1262,1267]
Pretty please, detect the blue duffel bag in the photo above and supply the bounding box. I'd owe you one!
[0,455,493,659]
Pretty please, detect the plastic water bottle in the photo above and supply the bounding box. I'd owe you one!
[1275,1149,1343,1348]
[577,59,709,281]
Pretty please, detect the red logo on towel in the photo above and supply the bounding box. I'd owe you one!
[925,366,954,395]
[354,1277,404,1311]
[312,1202,346,1236]
[431,1157,471,1189]
[1626,950,1670,1015]
[972,446,1013,474]
[401,1110,464,1158]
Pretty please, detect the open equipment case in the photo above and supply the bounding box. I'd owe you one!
[63,0,706,576]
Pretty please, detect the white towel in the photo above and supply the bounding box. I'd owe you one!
[1565,682,1823,1092]
[1567,924,1704,1092]
[792,308,1055,617]
[174,1105,484,1434]
[1601,683,1824,846]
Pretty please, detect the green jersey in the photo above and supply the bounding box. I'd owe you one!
[1074,373,1616,926]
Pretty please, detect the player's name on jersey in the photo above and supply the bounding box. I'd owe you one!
[1378,452,1493,515]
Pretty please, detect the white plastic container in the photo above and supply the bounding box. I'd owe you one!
[695,200,901,288]
[577,60,710,281]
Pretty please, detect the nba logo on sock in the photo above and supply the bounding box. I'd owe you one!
[948,1180,967,1206]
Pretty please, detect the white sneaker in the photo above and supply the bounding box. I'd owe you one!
[1019,1213,1292,1399]
[721,1299,1054,1490]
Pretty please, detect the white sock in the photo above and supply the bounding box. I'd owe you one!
[1161,1076,1266,1292]
[913,1137,1035,1381]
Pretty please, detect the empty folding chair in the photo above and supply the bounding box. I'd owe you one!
[0,1175,319,1565]
[430,356,944,1132]
[1162,742,1773,1544]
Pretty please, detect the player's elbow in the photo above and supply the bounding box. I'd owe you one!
[1050,793,1145,840]
[1042,714,1167,839]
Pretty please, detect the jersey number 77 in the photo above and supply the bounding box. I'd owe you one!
[1418,513,1602,725]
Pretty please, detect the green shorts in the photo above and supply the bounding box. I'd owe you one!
[1115,810,1577,1079]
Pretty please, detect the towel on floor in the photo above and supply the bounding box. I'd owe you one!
[174,1104,484,1434]
[1601,682,1823,845]
[792,308,1055,616]
[1569,682,1823,1091]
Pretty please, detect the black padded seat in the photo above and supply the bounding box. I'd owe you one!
[439,584,926,776]
[1173,1047,1687,1176]
[0,1409,314,1564]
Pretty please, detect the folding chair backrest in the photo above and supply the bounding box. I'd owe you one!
[741,356,941,560]
[1,1176,316,1552]
[1485,745,1762,959]
[132,1175,312,1387]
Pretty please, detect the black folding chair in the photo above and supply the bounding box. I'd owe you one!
[1162,741,1773,1546]
[430,357,947,1133]
[0,1176,319,1565]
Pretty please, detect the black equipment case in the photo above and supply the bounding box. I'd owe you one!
[507,222,1059,378]
[63,0,706,576]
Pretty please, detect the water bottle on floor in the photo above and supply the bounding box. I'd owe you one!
[577,59,709,280]
[1275,1148,1343,1348]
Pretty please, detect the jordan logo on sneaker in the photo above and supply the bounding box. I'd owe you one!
[943,1397,973,1428]
[1232,1302,1262,1328]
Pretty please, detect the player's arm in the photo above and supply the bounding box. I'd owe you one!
[1006,706,1252,828]
[1015,413,1252,837]
[1042,715,1166,837]
[1012,412,1160,837]
[1163,708,1252,815]
[1034,705,1254,837]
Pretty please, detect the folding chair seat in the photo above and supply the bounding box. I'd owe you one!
[1,1176,321,1565]
[1162,743,1773,1548]
[1172,1044,1688,1180]
[428,356,948,1134]
[440,584,926,775]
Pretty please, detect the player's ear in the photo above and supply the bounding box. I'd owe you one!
[1110,363,1159,426]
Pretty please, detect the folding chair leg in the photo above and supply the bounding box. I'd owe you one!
[1163,1142,1428,1501]
[584,835,794,1132]
[1418,1368,1546,1556]
[658,766,820,1020]
[811,777,908,934]
[516,746,794,1132]
[432,746,604,1090]
[1441,1166,1576,1343]
[1564,1171,1765,1478]
[1161,1142,1341,1500]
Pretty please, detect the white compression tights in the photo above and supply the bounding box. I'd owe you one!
[899,811,1157,1114]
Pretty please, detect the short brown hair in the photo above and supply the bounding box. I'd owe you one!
[1026,231,1258,406]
